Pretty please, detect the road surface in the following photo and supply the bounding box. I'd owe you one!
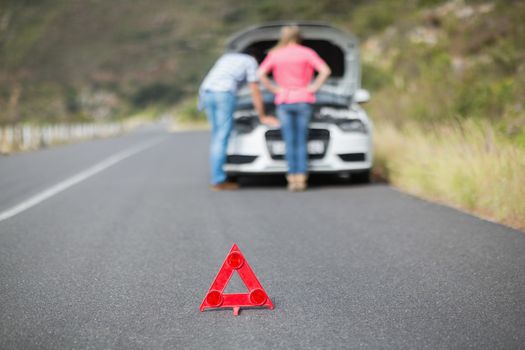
[1,126,524,349]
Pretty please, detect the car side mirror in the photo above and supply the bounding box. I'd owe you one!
[354,89,370,104]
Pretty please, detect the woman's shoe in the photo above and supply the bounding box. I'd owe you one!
[295,174,308,191]
[286,174,297,191]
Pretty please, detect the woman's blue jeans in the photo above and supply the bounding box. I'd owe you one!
[276,103,313,174]
[202,90,236,185]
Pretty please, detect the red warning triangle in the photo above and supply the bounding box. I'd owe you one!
[200,243,274,316]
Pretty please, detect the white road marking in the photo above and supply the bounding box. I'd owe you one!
[0,137,164,223]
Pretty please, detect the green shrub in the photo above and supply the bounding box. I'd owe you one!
[350,1,401,37]
[362,62,392,91]
[454,78,515,120]
[131,83,183,108]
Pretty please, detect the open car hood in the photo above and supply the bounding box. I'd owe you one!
[227,21,361,98]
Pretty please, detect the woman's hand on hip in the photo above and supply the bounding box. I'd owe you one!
[307,84,319,93]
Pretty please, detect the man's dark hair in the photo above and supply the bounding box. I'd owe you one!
[244,46,259,58]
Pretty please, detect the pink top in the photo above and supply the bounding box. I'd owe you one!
[259,43,326,105]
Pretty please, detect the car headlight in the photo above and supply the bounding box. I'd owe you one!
[233,110,259,134]
[337,119,367,133]
[234,118,257,134]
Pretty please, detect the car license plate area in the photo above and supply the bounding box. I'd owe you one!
[266,129,329,160]
[268,140,325,155]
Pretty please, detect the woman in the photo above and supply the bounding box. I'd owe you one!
[257,25,331,191]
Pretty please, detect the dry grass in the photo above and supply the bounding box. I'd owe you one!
[373,120,525,231]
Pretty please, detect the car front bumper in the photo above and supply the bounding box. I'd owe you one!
[224,123,373,174]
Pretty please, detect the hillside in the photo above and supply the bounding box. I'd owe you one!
[1,0,231,123]
[0,0,364,123]
[356,0,525,228]
[1,0,523,126]
[362,0,525,137]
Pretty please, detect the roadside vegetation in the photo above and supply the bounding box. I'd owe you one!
[373,121,525,229]
[168,97,208,131]
[359,0,525,229]
[1,0,523,228]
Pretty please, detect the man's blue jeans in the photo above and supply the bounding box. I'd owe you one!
[202,90,236,185]
[276,103,312,174]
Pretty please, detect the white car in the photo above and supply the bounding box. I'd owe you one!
[224,22,373,182]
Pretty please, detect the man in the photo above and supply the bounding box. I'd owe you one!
[199,50,279,191]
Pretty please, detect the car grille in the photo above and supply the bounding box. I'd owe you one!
[226,155,258,164]
[265,129,330,160]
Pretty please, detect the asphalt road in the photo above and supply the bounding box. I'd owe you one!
[1,126,524,349]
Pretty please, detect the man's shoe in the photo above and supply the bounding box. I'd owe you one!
[212,181,239,191]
